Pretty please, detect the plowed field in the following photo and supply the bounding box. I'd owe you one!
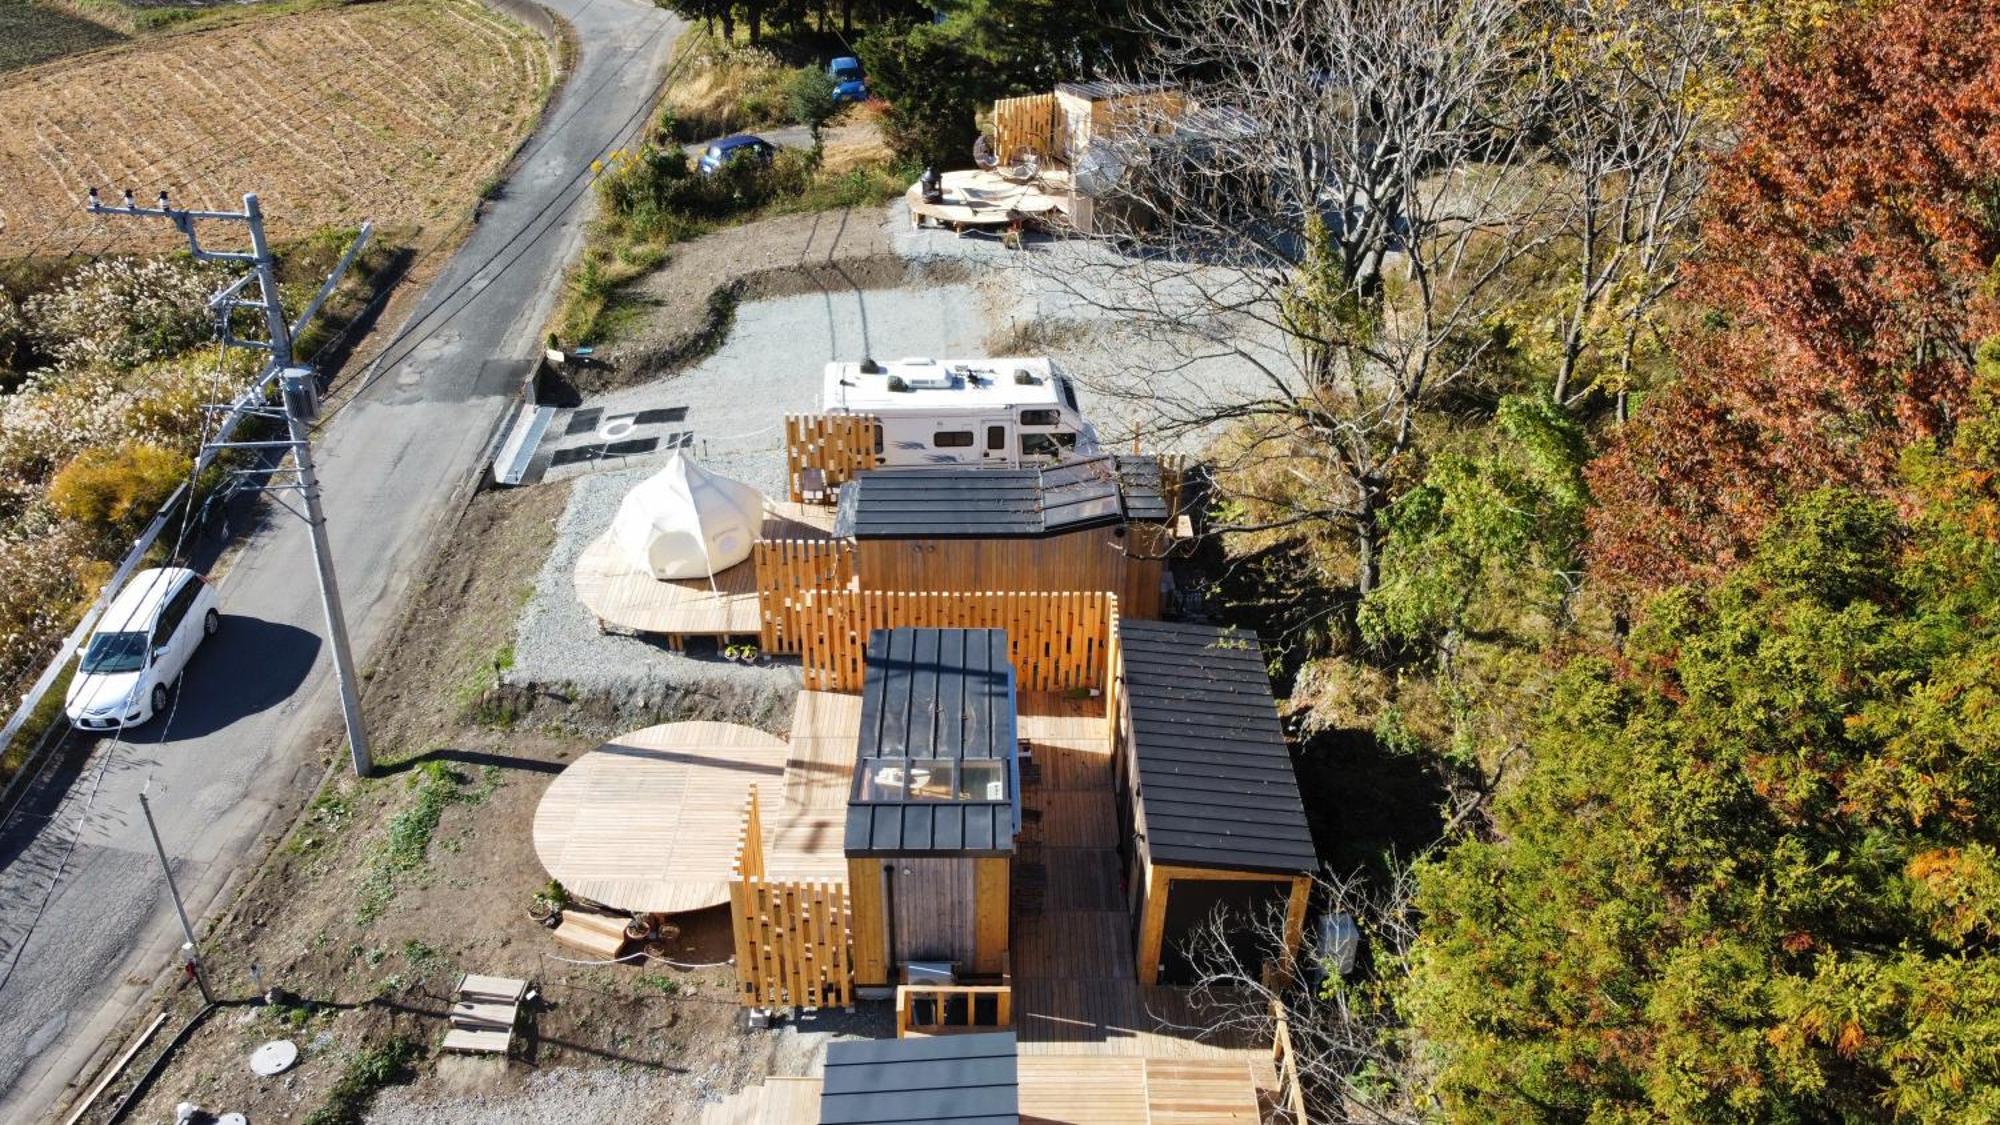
[0,0,552,257]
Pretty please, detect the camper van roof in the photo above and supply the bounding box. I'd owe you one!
[823,357,1069,413]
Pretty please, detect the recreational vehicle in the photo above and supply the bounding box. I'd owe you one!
[820,357,1100,469]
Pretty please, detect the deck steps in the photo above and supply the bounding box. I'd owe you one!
[553,910,630,960]
[698,1076,822,1124]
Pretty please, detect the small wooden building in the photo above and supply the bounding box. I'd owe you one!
[846,628,1019,988]
[1113,620,1317,986]
[834,455,1173,617]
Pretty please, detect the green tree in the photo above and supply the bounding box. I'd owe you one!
[785,65,840,154]
[855,20,987,166]
[1404,386,2000,1120]
[1361,394,1589,652]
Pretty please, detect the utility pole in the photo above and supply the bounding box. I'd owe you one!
[138,790,213,1004]
[88,189,375,776]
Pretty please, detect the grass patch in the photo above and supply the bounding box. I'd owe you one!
[288,787,356,856]
[353,762,467,926]
[301,1036,420,1125]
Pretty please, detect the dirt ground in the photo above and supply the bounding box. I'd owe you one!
[0,0,552,258]
[103,476,880,1125]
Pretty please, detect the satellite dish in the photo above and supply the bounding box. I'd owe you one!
[1073,139,1128,197]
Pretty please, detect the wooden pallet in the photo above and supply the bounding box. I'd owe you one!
[441,973,530,1056]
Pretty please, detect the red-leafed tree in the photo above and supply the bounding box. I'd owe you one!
[1587,0,2000,589]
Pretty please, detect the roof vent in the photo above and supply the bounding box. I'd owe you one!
[859,357,884,374]
[1014,368,1037,385]
[886,375,909,392]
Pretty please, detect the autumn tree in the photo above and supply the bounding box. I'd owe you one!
[1404,379,2000,1119]
[1587,0,2000,589]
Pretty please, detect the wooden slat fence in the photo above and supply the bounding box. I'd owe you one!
[896,984,1014,1037]
[794,590,1117,693]
[1104,614,1123,747]
[993,93,1059,164]
[729,787,854,1010]
[755,538,857,653]
[785,413,879,504]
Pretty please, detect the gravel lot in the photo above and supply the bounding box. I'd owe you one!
[513,199,1282,718]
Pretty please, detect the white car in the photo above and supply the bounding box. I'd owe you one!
[65,567,220,731]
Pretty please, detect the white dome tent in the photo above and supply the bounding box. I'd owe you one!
[609,453,765,581]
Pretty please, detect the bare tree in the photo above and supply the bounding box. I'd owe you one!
[1021,0,1564,596]
[1149,867,1428,1124]
[1537,0,1719,413]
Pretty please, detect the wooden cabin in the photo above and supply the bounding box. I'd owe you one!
[1112,620,1316,986]
[846,628,1019,989]
[834,455,1173,618]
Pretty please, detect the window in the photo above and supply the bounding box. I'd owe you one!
[933,430,974,448]
[80,631,148,675]
[1020,432,1079,458]
[1019,408,1060,428]
[152,578,199,645]
[1057,375,1080,412]
[986,425,1007,451]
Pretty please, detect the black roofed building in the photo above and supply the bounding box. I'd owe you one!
[833,455,1175,617]
[1113,620,1317,985]
[819,1032,1021,1124]
[846,628,1019,987]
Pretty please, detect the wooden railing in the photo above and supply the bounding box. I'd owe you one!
[791,589,1117,693]
[896,983,1014,1037]
[1271,998,1309,1124]
[785,413,879,504]
[729,787,854,1011]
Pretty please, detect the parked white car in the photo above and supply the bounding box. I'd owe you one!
[65,567,220,731]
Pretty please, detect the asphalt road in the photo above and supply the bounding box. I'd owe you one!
[0,0,681,1118]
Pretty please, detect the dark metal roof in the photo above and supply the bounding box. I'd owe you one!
[1119,620,1316,876]
[820,1032,1020,1124]
[835,455,1166,540]
[1055,79,1175,101]
[847,629,1019,857]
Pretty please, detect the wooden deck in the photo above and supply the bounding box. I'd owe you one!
[1019,1056,1265,1124]
[1013,697,1280,1105]
[907,169,1073,231]
[574,501,836,642]
[532,722,789,914]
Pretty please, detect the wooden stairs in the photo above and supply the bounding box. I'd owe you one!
[441,973,528,1055]
[697,1076,822,1124]
[553,909,630,960]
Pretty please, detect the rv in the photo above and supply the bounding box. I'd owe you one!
[821,357,1101,469]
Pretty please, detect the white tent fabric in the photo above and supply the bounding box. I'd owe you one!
[609,453,765,580]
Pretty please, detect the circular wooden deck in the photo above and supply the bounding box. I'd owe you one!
[532,722,791,914]
[573,501,837,641]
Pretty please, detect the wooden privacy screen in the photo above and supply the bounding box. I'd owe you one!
[785,413,879,504]
[756,538,858,653]
[993,93,1059,164]
[730,788,854,1010]
[792,589,1117,693]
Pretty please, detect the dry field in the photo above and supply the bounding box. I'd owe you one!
[0,0,552,258]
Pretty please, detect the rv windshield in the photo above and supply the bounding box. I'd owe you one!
[80,630,149,675]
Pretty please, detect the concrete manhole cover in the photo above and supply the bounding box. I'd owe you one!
[250,1039,298,1076]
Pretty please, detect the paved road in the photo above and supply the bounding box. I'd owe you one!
[0,0,681,1118]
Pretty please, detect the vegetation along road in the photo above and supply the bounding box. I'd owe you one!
[0,0,681,1117]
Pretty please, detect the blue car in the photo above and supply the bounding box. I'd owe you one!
[828,56,867,103]
[698,134,777,176]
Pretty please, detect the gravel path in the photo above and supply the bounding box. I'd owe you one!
[510,466,800,730]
